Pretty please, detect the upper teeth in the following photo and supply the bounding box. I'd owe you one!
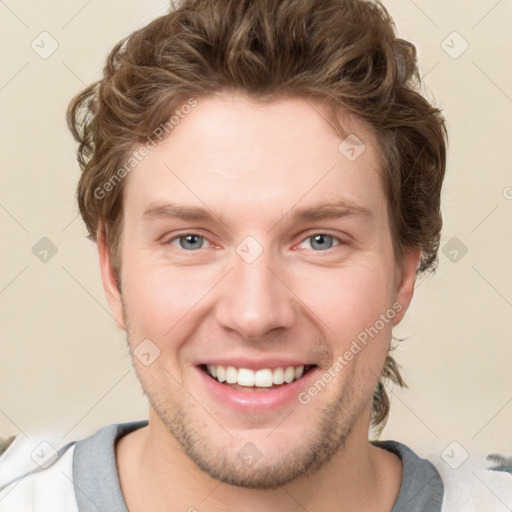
[207,364,305,387]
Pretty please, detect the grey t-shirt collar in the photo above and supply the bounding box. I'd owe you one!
[73,421,444,512]
[371,439,444,511]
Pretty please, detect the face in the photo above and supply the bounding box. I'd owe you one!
[99,92,418,489]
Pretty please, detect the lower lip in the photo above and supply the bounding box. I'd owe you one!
[195,365,320,412]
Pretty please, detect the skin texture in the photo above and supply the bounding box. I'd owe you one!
[99,92,420,511]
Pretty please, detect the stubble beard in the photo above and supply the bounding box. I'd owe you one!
[149,388,360,489]
[122,299,367,490]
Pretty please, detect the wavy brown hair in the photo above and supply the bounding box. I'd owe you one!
[67,0,447,436]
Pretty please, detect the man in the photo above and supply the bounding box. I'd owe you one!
[0,0,509,510]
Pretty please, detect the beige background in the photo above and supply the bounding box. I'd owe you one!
[1,0,511,467]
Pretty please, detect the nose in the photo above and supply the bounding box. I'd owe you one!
[216,246,296,339]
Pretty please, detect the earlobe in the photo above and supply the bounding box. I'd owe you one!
[391,247,422,327]
[97,225,125,331]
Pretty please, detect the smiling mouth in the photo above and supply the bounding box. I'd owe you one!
[199,364,317,392]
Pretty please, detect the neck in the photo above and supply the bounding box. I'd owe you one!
[116,409,402,512]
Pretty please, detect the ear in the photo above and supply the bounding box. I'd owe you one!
[97,225,125,331]
[391,247,422,327]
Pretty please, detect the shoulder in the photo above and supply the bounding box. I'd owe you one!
[427,447,512,512]
[375,439,512,511]
[0,434,78,511]
[0,420,148,512]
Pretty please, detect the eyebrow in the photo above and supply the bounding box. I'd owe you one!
[291,201,373,222]
[143,202,215,221]
[142,200,373,225]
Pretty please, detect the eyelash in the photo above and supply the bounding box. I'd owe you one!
[165,232,344,252]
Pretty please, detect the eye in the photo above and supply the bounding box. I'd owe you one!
[298,233,341,251]
[168,233,211,251]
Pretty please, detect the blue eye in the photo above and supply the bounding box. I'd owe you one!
[300,234,340,251]
[170,234,207,250]
[167,233,341,252]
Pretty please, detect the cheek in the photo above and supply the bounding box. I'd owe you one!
[294,261,395,342]
[296,264,395,400]
[120,266,207,387]
[121,256,217,338]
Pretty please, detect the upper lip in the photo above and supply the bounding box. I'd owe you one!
[196,358,316,371]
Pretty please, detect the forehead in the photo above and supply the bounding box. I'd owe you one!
[123,92,386,223]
